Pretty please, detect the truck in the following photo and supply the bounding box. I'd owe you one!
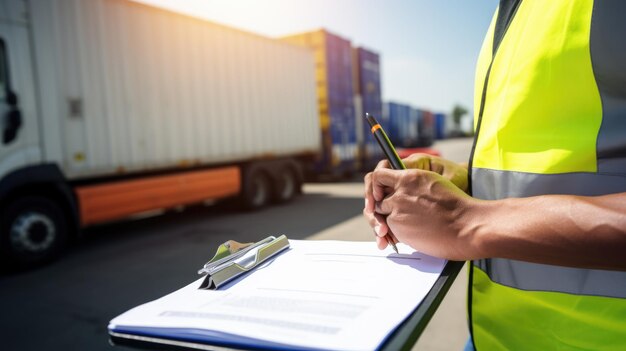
[0,0,319,267]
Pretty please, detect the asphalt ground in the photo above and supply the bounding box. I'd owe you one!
[0,137,473,351]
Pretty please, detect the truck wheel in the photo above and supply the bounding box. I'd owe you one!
[274,167,299,203]
[0,196,68,268]
[241,169,272,210]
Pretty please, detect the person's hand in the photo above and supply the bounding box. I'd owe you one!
[364,160,398,250]
[364,154,468,251]
[402,153,468,193]
[370,167,480,260]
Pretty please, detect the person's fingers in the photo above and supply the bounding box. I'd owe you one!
[366,210,392,251]
[364,201,390,237]
[375,235,389,250]
[376,232,399,251]
[372,182,385,203]
[373,168,401,187]
[430,159,445,175]
[416,156,431,170]
[364,172,375,212]
[371,168,399,201]
[375,197,394,216]
[371,159,391,204]
[373,213,389,237]
[376,159,390,170]
[404,153,432,170]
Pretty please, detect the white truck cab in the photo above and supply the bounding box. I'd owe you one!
[1,1,75,268]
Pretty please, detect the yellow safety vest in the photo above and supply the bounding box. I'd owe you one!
[469,0,626,349]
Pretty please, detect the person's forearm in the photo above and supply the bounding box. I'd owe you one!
[466,192,626,270]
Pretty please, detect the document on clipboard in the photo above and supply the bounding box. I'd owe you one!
[108,237,447,351]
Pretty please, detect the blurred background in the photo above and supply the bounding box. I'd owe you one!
[0,0,496,350]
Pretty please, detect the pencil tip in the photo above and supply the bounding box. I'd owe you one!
[390,242,399,254]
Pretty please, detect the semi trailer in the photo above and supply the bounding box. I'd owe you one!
[0,0,319,267]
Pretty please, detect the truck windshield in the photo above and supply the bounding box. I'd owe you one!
[0,39,7,100]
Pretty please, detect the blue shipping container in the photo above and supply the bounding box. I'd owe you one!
[283,29,357,176]
[353,47,384,170]
[434,113,446,140]
[384,102,419,148]
[323,31,357,175]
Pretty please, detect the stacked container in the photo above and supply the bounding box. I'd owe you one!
[282,30,357,176]
[434,112,447,139]
[352,47,383,171]
[383,102,418,148]
[417,109,435,146]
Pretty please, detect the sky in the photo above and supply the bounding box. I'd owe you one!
[137,0,498,114]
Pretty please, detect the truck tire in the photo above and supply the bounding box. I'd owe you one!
[0,196,68,268]
[240,168,272,210]
[273,166,300,203]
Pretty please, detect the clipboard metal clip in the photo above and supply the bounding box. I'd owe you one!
[197,235,290,290]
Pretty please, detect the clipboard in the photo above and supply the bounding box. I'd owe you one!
[197,235,290,290]
[108,239,457,351]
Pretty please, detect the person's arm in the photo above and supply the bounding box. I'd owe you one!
[369,167,626,271]
[470,192,626,270]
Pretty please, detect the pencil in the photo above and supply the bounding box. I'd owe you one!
[365,113,403,254]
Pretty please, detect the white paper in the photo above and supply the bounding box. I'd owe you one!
[109,240,446,351]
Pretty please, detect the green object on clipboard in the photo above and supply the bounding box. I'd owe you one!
[197,235,290,290]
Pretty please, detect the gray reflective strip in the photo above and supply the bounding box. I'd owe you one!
[472,168,626,299]
[591,1,626,172]
[599,156,626,174]
[474,258,626,299]
[472,168,626,200]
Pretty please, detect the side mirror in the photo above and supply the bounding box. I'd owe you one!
[6,90,18,106]
[3,91,22,144]
[3,108,22,144]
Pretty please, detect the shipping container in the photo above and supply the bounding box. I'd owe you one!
[446,112,468,137]
[382,104,439,159]
[0,0,319,267]
[383,102,419,148]
[417,109,435,146]
[352,47,384,171]
[435,112,446,140]
[282,29,357,176]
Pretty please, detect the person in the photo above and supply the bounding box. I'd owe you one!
[363,1,626,350]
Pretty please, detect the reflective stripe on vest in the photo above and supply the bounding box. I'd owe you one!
[469,0,626,350]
